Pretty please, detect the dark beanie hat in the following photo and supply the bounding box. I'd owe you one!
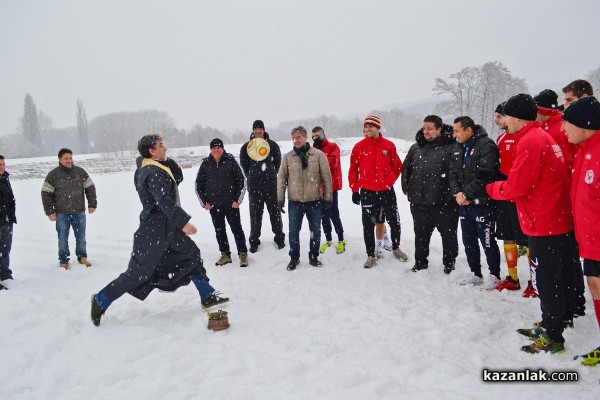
[210,138,224,148]
[252,120,265,130]
[503,94,537,121]
[495,102,506,115]
[562,96,600,130]
[534,89,559,110]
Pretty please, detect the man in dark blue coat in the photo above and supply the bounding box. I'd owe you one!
[239,120,285,253]
[90,135,228,326]
[0,155,16,289]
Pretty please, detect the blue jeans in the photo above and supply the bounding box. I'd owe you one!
[288,200,322,260]
[0,223,14,280]
[56,212,87,263]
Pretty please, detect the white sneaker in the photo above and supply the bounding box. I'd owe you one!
[481,275,501,291]
[459,274,484,286]
[383,234,393,251]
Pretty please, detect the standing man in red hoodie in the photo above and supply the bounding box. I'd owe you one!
[562,96,600,366]
[487,94,578,355]
[312,127,345,255]
[349,115,408,269]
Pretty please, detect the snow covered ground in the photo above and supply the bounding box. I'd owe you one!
[1,138,597,399]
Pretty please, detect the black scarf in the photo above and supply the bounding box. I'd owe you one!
[293,143,311,169]
[313,137,323,149]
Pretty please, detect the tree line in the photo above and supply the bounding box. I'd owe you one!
[3,61,599,159]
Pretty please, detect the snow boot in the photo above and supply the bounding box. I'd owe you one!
[286,259,299,271]
[363,256,377,269]
[90,295,106,327]
[239,252,248,267]
[215,252,232,266]
[79,257,92,267]
[392,248,408,262]
[309,258,323,267]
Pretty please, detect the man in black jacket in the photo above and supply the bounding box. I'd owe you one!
[452,116,501,289]
[0,155,16,289]
[239,120,285,252]
[90,135,228,326]
[402,115,459,274]
[197,138,249,267]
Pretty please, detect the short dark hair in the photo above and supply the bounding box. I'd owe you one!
[423,115,443,129]
[562,79,594,97]
[138,134,162,158]
[454,116,476,132]
[0,155,4,160]
[58,148,72,158]
[311,126,324,134]
[291,126,307,136]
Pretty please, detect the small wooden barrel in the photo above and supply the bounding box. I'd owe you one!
[207,310,230,331]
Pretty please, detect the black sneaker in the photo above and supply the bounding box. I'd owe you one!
[309,258,323,267]
[90,295,106,327]
[411,263,428,272]
[249,245,259,253]
[202,292,229,309]
[287,259,299,271]
[443,261,455,274]
[0,283,7,290]
[276,242,286,250]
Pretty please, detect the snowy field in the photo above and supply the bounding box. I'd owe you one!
[1,138,597,399]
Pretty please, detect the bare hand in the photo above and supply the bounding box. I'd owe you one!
[182,223,197,235]
[204,203,213,210]
[88,208,96,214]
[48,213,57,221]
[232,201,240,209]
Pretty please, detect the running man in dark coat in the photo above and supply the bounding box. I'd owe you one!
[0,155,16,289]
[239,120,285,253]
[90,135,228,326]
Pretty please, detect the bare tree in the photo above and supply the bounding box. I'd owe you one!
[77,99,90,154]
[22,93,41,155]
[586,65,600,96]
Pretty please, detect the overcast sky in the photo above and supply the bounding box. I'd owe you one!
[1,0,600,135]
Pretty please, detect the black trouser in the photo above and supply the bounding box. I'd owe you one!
[529,232,578,343]
[572,240,586,315]
[459,204,501,278]
[248,185,285,248]
[322,191,344,242]
[360,188,401,257]
[410,202,458,268]
[210,206,248,254]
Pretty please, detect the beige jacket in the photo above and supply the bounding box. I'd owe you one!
[277,147,333,203]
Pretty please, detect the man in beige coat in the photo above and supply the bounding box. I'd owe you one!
[277,126,333,270]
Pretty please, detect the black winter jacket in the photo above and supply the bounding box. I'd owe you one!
[196,152,246,207]
[450,125,500,205]
[0,172,16,225]
[239,132,281,188]
[401,124,458,205]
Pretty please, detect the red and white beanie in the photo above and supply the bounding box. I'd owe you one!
[363,115,381,130]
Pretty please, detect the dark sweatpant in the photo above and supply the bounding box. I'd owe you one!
[210,206,248,254]
[410,202,458,268]
[529,232,579,343]
[459,204,500,278]
[248,186,285,248]
[322,191,344,242]
[360,188,401,257]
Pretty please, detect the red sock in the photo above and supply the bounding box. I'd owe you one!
[595,299,600,330]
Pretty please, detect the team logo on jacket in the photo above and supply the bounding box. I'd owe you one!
[585,169,595,184]
[382,150,388,156]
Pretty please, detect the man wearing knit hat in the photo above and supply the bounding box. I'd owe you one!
[196,138,249,267]
[348,115,408,269]
[534,89,577,168]
[562,96,600,366]
[493,104,532,295]
[239,120,285,253]
[486,93,578,354]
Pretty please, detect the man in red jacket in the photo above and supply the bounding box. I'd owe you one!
[562,96,600,366]
[486,94,578,355]
[312,127,345,254]
[349,115,408,268]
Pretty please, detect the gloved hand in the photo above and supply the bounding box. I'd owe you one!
[352,192,361,205]
[278,201,286,214]
[323,200,332,210]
